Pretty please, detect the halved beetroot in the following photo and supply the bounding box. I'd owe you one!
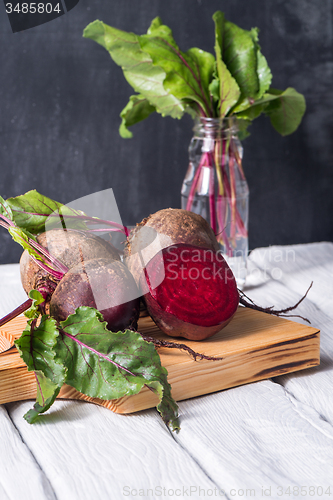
[140,243,239,340]
[124,208,219,286]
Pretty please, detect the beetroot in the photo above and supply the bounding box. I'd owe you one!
[125,208,219,286]
[20,229,120,297]
[140,243,239,340]
[125,209,238,340]
[17,229,138,332]
[50,258,140,331]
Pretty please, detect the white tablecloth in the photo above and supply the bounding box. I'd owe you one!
[0,242,332,500]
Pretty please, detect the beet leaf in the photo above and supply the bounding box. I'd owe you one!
[120,94,157,139]
[139,22,215,117]
[83,19,185,136]
[7,225,66,279]
[56,307,179,431]
[6,189,85,234]
[83,12,305,137]
[251,28,272,101]
[222,20,260,103]
[24,290,46,319]
[212,11,240,117]
[24,372,61,424]
[263,88,306,136]
[0,195,13,221]
[15,313,66,422]
[14,302,180,431]
[15,315,66,386]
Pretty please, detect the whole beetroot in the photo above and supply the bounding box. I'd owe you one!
[20,229,120,296]
[50,257,140,331]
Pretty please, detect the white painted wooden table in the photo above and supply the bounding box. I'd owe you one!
[0,242,332,500]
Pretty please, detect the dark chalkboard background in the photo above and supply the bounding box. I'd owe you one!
[0,0,332,264]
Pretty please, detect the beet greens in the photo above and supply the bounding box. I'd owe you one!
[83,12,306,260]
[16,301,179,430]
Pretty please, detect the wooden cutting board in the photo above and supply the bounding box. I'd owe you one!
[0,308,320,413]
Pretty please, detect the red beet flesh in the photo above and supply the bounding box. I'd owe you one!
[140,244,239,340]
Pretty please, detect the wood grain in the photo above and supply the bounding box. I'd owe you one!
[0,245,332,500]
[0,330,14,354]
[0,307,320,412]
[0,314,23,354]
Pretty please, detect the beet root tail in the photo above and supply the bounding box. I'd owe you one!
[238,282,313,324]
[139,333,223,361]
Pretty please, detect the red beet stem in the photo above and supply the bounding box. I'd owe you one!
[0,299,33,328]
[13,210,128,235]
[184,131,248,253]
[0,214,67,280]
[29,239,68,275]
[208,151,217,235]
[186,152,210,211]
[30,256,65,281]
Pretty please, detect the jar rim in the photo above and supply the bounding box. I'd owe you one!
[193,116,239,135]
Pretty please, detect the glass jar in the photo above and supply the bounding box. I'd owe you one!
[181,117,249,288]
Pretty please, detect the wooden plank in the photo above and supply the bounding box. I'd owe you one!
[7,400,217,500]
[245,243,333,428]
[0,330,14,354]
[172,381,333,492]
[0,307,320,412]
[0,406,57,500]
[0,315,24,354]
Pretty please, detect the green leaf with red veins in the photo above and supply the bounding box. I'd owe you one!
[253,30,272,100]
[83,20,185,121]
[83,13,305,136]
[119,94,156,138]
[233,27,272,114]
[212,11,241,117]
[0,195,13,221]
[146,15,163,35]
[139,24,214,117]
[15,315,65,422]
[222,20,260,103]
[24,290,45,320]
[6,189,84,234]
[263,87,306,136]
[186,48,216,98]
[56,307,180,432]
[7,225,62,277]
[15,315,66,386]
[24,372,61,424]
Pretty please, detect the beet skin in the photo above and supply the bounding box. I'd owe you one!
[20,229,120,296]
[125,208,219,286]
[50,258,140,331]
